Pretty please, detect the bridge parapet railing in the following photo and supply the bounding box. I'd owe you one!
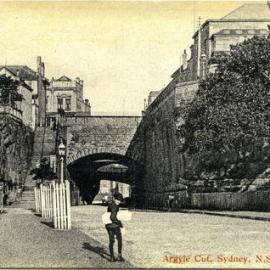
[34,180,71,230]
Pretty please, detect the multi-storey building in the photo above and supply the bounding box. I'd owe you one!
[174,3,270,101]
[0,58,91,130]
[46,76,91,125]
[0,66,33,128]
[145,3,270,107]
[0,57,48,129]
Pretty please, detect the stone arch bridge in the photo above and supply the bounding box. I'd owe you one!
[58,116,143,203]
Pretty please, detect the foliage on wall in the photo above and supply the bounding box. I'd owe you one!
[182,34,270,179]
[0,75,23,107]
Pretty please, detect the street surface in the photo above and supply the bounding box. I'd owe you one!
[0,207,131,268]
[72,205,270,268]
[1,205,270,268]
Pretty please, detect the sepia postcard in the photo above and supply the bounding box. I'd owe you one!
[0,0,270,268]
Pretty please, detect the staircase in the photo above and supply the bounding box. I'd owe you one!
[31,126,57,169]
[16,174,36,210]
[15,126,57,209]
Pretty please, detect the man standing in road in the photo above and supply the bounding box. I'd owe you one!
[105,193,124,262]
[168,193,175,211]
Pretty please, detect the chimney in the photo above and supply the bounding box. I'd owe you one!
[41,62,45,77]
[37,56,41,74]
[144,98,147,110]
[182,49,187,70]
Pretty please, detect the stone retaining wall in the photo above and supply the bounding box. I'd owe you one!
[0,114,34,186]
[138,190,270,211]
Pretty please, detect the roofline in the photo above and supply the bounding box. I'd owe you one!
[55,75,72,81]
[20,81,33,92]
[0,67,33,92]
[0,65,39,82]
[0,66,17,77]
[192,19,270,38]
[171,68,180,78]
[220,3,269,20]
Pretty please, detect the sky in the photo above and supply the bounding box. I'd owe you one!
[0,0,259,115]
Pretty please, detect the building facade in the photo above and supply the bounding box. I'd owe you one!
[95,179,131,201]
[0,56,49,130]
[0,66,34,128]
[46,76,91,117]
[0,58,91,130]
[176,3,270,90]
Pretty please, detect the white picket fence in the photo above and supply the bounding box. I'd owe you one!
[34,180,71,230]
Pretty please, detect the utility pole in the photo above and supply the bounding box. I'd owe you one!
[193,0,196,33]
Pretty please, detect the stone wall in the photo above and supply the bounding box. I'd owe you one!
[0,114,34,186]
[130,75,270,209]
[64,116,141,165]
[128,77,182,202]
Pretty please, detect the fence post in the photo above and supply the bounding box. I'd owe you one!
[49,184,52,218]
[62,182,67,229]
[52,181,57,228]
[39,188,42,214]
[48,184,51,218]
[44,186,47,218]
[56,182,59,229]
[38,187,41,213]
[66,180,71,230]
[40,184,44,217]
[34,187,38,212]
[59,182,63,229]
[46,186,48,218]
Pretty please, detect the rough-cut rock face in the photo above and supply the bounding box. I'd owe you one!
[0,115,33,186]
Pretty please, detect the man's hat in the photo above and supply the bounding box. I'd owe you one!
[113,193,123,202]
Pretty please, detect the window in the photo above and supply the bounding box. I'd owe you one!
[66,98,71,111]
[57,98,63,109]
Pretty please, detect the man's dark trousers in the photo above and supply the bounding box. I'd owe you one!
[105,224,122,257]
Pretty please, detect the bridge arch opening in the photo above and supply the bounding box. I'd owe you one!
[67,152,143,204]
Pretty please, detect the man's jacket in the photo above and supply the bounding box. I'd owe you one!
[106,200,123,229]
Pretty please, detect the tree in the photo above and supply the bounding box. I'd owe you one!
[0,75,23,107]
[182,34,270,179]
[30,158,57,182]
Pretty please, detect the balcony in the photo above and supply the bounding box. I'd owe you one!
[0,105,23,121]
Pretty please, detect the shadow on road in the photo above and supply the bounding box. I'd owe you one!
[40,219,54,228]
[82,242,111,261]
